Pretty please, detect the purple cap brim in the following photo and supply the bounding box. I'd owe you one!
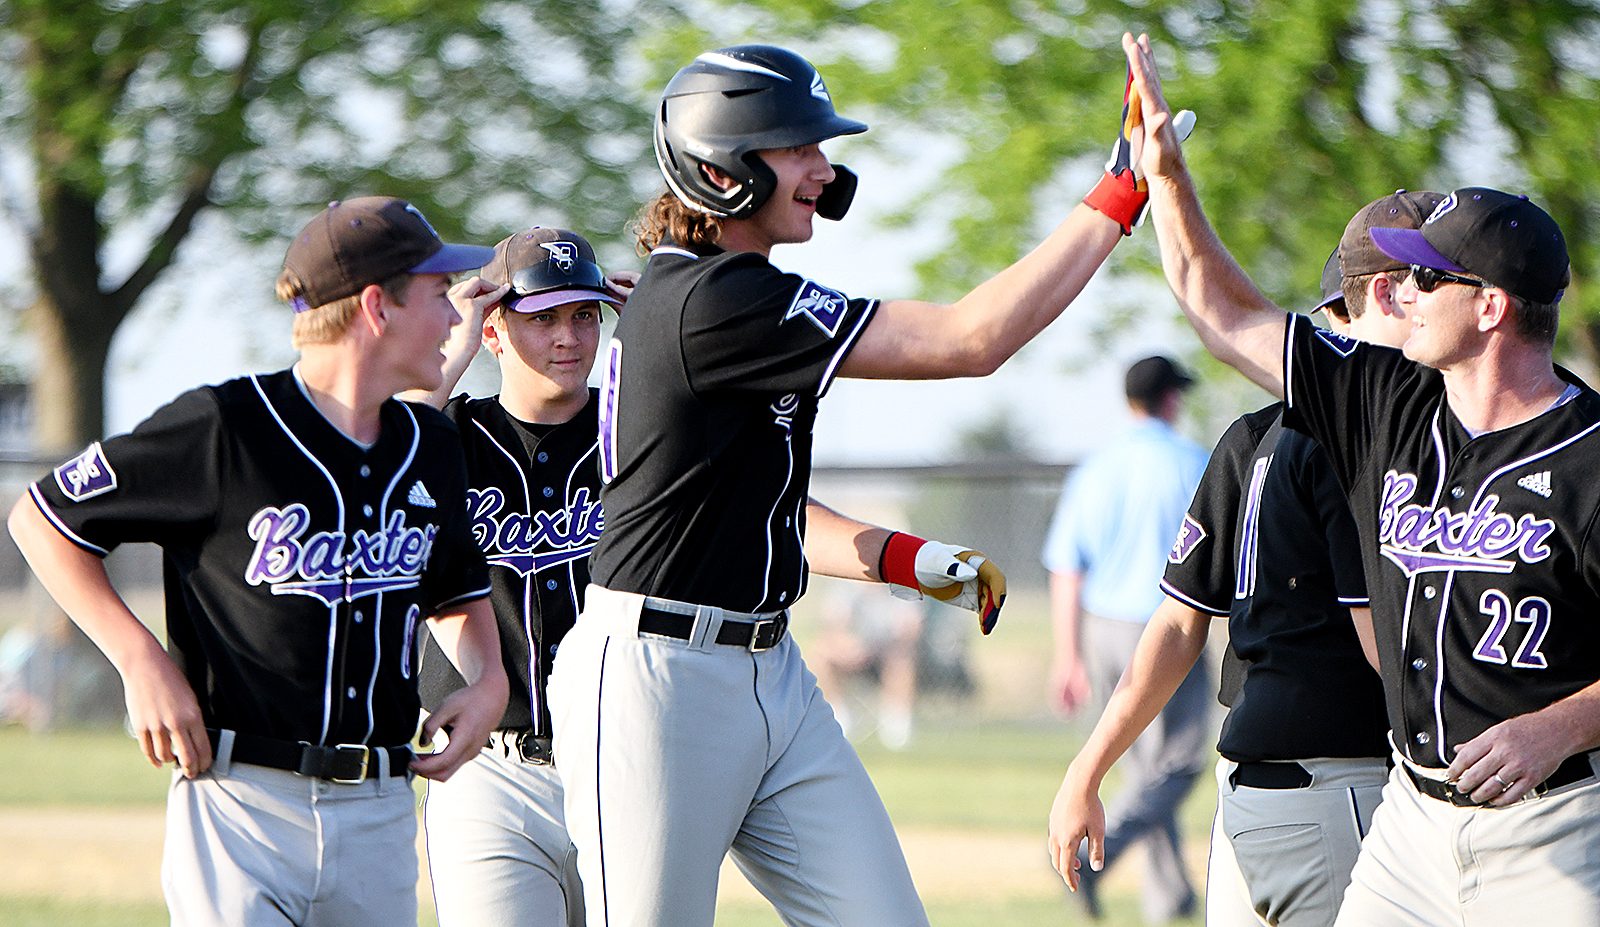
[1368,227,1466,274]
[411,243,498,275]
[505,288,622,314]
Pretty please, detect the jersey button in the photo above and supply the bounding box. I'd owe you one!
[537,452,548,463]
[543,487,555,498]
[360,465,371,478]
[347,687,357,699]
[1424,586,1436,599]
[363,504,374,517]
[1412,658,1427,671]
[1415,731,1430,745]
[1451,486,1464,499]
[546,579,558,590]
[354,610,364,624]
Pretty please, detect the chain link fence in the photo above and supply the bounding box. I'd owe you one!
[0,456,1074,729]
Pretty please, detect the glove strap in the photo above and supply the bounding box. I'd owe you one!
[1084,170,1148,236]
[879,531,926,589]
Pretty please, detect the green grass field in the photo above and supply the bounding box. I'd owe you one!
[0,722,1215,927]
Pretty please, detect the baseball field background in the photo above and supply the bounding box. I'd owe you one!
[0,584,1219,927]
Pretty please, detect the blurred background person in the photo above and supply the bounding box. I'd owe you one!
[1042,355,1210,924]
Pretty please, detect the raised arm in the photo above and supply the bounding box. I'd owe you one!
[1047,595,1211,888]
[1125,33,1289,398]
[7,494,212,776]
[838,205,1123,379]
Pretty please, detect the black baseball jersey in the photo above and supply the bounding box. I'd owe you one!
[1283,314,1600,768]
[418,391,602,736]
[29,369,490,749]
[1163,401,1387,763]
[589,240,878,613]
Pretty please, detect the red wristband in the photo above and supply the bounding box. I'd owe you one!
[1083,170,1148,236]
[880,531,927,589]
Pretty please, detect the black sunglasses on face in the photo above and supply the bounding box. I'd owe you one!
[1410,264,1486,293]
[504,255,608,303]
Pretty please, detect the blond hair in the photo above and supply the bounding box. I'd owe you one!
[280,273,412,348]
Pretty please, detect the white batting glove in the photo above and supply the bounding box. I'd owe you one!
[882,533,1007,634]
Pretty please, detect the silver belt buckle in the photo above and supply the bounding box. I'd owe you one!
[748,617,781,652]
[332,744,371,784]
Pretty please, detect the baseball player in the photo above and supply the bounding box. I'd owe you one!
[1050,191,1442,927]
[544,42,1169,927]
[6,196,509,927]
[405,226,997,927]
[1123,32,1600,925]
[400,227,625,927]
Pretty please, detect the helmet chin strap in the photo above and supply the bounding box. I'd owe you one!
[815,165,857,221]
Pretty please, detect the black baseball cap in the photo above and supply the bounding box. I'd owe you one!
[1313,248,1345,315]
[1125,355,1195,404]
[1369,187,1570,304]
[482,228,622,314]
[281,197,496,313]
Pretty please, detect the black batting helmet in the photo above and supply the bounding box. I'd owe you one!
[654,45,868,221]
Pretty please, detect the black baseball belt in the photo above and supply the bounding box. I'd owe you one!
[638,602,788,652]
[1230,760,1315,790]
[1406,752,1596,807]
[208,729,411,783]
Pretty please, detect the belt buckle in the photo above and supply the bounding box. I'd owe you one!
[516,735,553,765]
[331,744,371,784]
[748,617,781,652]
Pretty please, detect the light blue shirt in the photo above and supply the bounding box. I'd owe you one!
[1041,418,1209,623]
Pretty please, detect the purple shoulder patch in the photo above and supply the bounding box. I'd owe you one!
[1168,513,1206,564]
[53,442,118,502]
[1313,328,1359,358]
[784,280,849,338]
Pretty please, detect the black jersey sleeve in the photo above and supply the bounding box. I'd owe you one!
[408,406,491,612]
[1161,405,1282,615]
[1281,313,1435,490]
[30,387,224,555]
[680,256,877,398]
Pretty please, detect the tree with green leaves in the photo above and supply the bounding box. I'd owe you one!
[2,0,666,454]
[706,0,1600,362]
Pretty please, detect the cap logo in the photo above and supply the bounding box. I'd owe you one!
[1425,193,1458,226]
[403,203,441,241]
[541,240,578,273]
[810,71,831,103]
[785,279,849,337]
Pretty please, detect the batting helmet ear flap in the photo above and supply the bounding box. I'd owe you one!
[815,165,857,221]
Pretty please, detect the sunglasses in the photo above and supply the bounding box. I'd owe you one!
[1409,264,1486,293]
[504,252,608,304]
